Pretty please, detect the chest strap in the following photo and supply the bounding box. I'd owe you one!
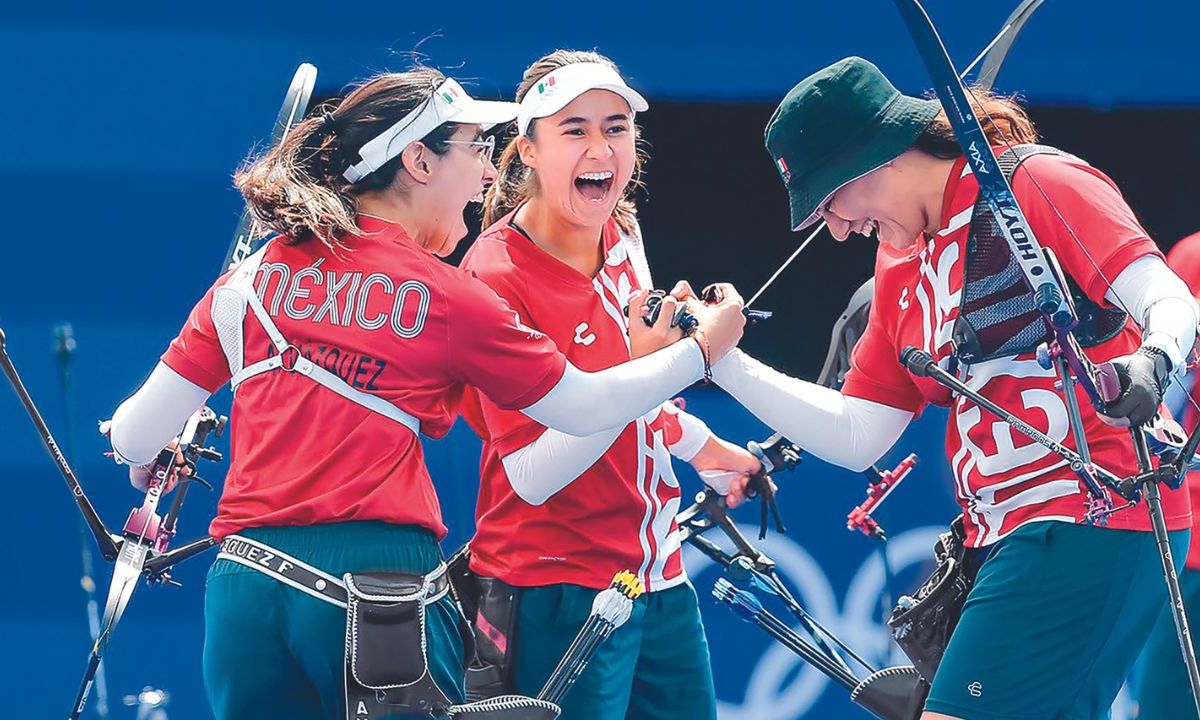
[220,245,421,436]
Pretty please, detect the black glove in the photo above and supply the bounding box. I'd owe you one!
[1099,346,1172,427]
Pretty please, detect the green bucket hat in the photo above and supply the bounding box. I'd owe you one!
[765,56,940,230]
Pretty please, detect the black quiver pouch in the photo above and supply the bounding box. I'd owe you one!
[886,517,985,683]
[344,571,459,719]
[446,546,521,702]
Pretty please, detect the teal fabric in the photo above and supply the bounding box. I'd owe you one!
[512,581,716,720]
[202,522,465,720]
[925,521,1188,720]
[1132,567,1200,719]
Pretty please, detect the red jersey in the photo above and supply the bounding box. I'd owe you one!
[1166,232,1200,569]
[162,217,566,540]
[843,151,1191,547]
[460,214,688,591]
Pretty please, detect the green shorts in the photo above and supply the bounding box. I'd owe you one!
[925,520,1188,720]
[1132,566,1200,719]
[512,581,716,720]
[202,522,465,720]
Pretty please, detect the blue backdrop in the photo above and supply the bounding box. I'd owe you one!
[1,1,1191,717]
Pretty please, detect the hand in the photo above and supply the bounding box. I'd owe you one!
[627,289,685,358]
[668,280,698,303]
[689,436,762,508]
[129,440,191,493]
[1097,346,1172,428]
[687,283,746,362]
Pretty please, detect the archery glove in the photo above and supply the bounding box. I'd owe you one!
[1098,346,1172,427]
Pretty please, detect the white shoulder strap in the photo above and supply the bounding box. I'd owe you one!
[218,243,421,436]
[619,217,654,290]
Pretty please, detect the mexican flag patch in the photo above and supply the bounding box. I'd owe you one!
[775,157,791,182]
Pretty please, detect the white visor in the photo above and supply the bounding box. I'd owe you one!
[516,62,649,137]
[343,78,519,184]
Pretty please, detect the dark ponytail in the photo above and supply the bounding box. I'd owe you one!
[235,67,456,250]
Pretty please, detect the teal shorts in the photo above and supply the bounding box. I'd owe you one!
[202,522,465,720]
[512,581,716,720]
[1132,566,1200,719]
[925,521,1188,720]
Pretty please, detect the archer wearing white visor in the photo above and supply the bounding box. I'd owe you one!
[461,51,748,720]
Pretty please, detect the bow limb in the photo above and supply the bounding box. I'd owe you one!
[962,0,1047,90]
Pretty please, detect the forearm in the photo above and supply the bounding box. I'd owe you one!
[501,427,623,505]
[110,362,210,465]
[521,339,704,436]
[711,349,912,471]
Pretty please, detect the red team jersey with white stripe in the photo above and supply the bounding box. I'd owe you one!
[460,213,688,592]
[842,151,1190,547]
[162,217,566,540]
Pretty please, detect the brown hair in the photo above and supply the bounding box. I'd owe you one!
[235,67,456,250]
[913,88,1039,158]
[482,50,646,234]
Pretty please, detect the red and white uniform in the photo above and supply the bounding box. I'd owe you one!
[1166,232,1200,569]
[460,213,691,591]
[162,217,566,540]
[843,151,1191,547]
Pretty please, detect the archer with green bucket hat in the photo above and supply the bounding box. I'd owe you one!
[705,56,1197,719]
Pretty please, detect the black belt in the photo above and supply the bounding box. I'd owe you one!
[216,534,449,609]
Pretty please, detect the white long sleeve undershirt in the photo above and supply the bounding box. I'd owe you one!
[706,255,1198,474]
[111,338,708,468]
[521,340,705,435]
[500,403,713,506]
[110,363,210,466]
[711,350,913,472]
[1104,254,1198,372]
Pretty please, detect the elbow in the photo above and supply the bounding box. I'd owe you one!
[109,401,148,466]
[833,444,887,473]
[822,435,895,473]
[842,456,878,474]
[501,456,553,506]
[512,484,551,506]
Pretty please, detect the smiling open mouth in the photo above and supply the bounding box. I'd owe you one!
[575,171,614,203]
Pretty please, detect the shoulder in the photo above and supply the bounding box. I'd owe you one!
[1012,149,1123,198]
[462,220,525,280]
[461,221,531,306]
